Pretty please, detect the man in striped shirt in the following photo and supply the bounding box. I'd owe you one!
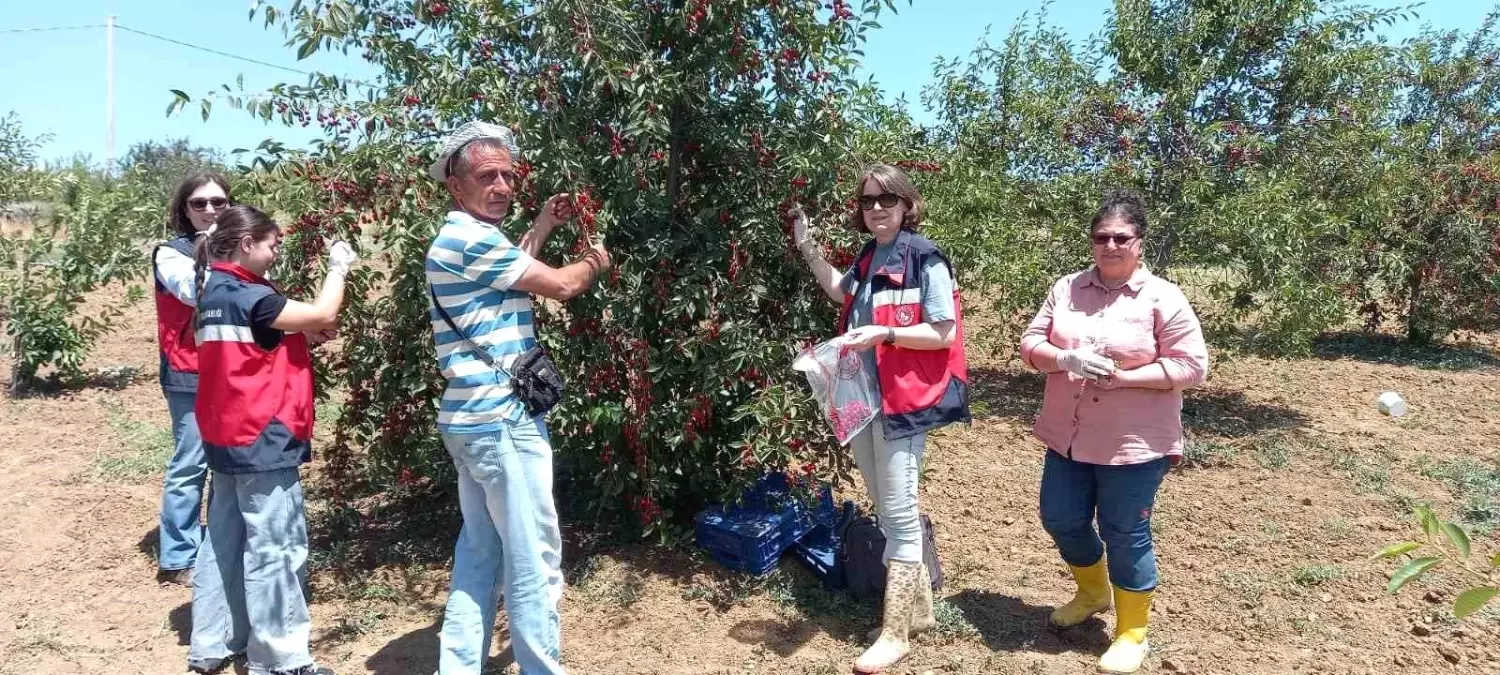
[424,121,611,675]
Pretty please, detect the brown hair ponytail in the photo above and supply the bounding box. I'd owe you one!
[192,205,279,325]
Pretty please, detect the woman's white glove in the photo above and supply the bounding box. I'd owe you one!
[788,206,812,250]
[328,241,358,274]
[1056,348,1115,381]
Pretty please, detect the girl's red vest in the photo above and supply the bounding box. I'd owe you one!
[153,235,200,392]
[839,229,972,439]
[194,262,314,474]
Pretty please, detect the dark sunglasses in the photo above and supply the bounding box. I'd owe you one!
[858,193,903,210]
[1092,233,1137,246]
[188,197,229,211]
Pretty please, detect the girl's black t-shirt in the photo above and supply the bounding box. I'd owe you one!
[248,294,288,350]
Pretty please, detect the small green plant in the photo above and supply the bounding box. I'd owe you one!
[1373,504,1499,620]
[1322,518,1354,539]
[569,554,646,609]
[1220,571,1268,607]
[1418,457,1500,533]
[1252,436,1294,470]
[1331,450,1391,495]
[930,597,980,642]
[91,409,174,482]
[1182,437,1239,469]
[1290,563,1342,587]
[326,606,387,641]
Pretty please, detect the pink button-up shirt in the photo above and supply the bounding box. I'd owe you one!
[1019,266,1209,465]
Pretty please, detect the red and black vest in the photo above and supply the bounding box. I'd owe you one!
[153,235,199,392]
[839,229,971,439]
[194,262,314,474]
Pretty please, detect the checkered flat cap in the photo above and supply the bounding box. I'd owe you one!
[428,121,520,181]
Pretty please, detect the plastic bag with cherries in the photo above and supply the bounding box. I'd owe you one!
[793,338,878,445]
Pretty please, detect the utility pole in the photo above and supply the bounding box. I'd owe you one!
[105,14,116,172]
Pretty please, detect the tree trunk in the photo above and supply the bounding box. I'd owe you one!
[1406,263,1433,345]
[7,247,30,397]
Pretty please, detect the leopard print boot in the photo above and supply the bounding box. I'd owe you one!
[853,559,921,673]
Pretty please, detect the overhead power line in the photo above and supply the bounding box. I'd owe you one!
[113,24,317,79]
[0,24,105,34]
[1,21,338,81]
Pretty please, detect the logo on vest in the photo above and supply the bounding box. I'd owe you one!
[894,306,916,326]
[201,308,224,319]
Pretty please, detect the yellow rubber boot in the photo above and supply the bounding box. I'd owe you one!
[1098,587,1152,674]
[1049,560,1112,627]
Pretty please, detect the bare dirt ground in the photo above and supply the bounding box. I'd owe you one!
[2,284,1498,675]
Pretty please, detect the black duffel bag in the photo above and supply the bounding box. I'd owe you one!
[838,511,943,600]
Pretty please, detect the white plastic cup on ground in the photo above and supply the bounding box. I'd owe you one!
[1376,391,1408,418]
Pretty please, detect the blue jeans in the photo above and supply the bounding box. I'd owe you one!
[438,417,565,675]
[1039,450,1168,592]
[848,418,927,564]
[189,468,314,675]
[160,389,207,571]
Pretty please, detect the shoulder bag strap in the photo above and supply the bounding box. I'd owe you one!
[428,285,500,371]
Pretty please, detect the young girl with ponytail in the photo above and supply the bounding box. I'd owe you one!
[185,205,357,675]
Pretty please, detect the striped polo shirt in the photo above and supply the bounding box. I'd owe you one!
[425,210,537,434]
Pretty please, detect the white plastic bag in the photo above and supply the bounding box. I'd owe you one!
[793,338,879,445]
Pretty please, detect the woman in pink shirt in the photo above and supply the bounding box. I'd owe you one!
[1018,190,1208,674]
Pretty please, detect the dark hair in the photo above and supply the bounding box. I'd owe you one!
[448,137,515,180]
[846,163,926,234]
[168,172,233,238]
[1090,189,1148,237]
[192,205,280,323]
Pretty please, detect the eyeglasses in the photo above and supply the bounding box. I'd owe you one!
[1091,233,1137,246]
[858,193,903,210]
[188,197,229,211]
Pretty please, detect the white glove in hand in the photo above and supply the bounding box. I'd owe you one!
[328,241,358,273]
[1056,348,1115,381]
[788,207,812,249]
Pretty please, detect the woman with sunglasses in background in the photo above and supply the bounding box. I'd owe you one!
[790,163,970,674]
[151,172,233,586]
[1017,189,1208,674]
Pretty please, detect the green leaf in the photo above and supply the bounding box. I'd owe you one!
[1453,586,1498,619]
[165,90,191,117]
[1387,557,1442,595]
[296,38,320,60]
[1492,553,1500,569]
[1441,522,1471,559]
[1415,504,1439,539]
[1370,541,1423,561]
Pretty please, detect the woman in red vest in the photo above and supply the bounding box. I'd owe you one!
[185,205,355,675]
[790,163,970,673]
[153,172,232,585]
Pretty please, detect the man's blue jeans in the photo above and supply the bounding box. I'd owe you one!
[160,389,207,571]
[438,416,565,675]
[1039,450,1169,592]
[189,467,314,675]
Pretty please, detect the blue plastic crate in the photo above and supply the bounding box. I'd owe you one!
[788,500,856,588]
[788,524,841,586]
[694,475,834,576]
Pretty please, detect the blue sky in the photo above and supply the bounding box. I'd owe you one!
[0,1,1489,164]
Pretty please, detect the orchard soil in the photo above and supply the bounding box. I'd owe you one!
[2,283,1498,675]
